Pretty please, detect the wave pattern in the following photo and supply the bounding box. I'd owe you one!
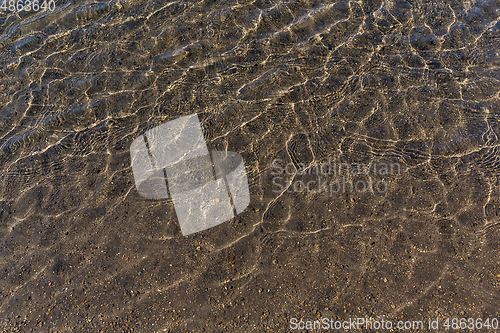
[0,0,500,331]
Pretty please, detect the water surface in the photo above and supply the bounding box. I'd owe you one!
[0,0,499,331]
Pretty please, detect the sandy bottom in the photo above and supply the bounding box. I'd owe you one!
[0,0,500,331]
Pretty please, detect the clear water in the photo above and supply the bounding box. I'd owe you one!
[0,0,499,331]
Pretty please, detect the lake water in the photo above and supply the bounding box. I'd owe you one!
[0,0,499,331]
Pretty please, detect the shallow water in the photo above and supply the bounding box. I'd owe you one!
[0,0,500,331]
